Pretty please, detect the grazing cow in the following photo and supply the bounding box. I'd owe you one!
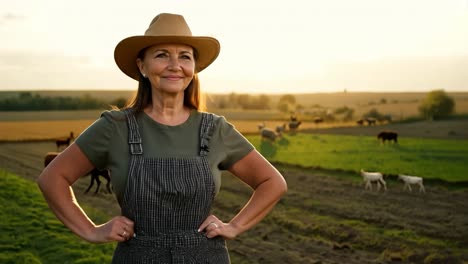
[290,114,298,122]
[377,131,398,143]
[275,123,286,135]
[257,122,266,130]
[84,169,112,195]
[288,121,302,131]
[398,174,425,193]
[260,128,278,142]
[56,131,74,151]
[365,118,377,126]
[360,169,387,191]
[313,117,324,125]
[356,119,365,126]
[44,152,60,167]
[43,152,112,194]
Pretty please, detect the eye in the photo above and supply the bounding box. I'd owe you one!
[180,54,193,60]
[155,52,168,58]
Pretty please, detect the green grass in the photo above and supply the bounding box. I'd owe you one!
[247,133,468,182]
[0,170,115,264]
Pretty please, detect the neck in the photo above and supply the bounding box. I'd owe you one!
[145,91,190,125]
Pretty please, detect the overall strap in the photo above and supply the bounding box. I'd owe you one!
[199,113,214,157]
[123,109,143,155]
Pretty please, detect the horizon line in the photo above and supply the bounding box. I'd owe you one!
[1,88,468,95]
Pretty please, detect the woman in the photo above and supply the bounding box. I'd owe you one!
[38,13,287,263]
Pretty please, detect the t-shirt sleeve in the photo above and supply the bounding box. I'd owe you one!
[75,111,117,169]
[217,116,255,170]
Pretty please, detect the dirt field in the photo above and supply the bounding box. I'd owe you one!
[1,138,467,263]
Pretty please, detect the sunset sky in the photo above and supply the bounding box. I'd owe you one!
[1,0,468,94]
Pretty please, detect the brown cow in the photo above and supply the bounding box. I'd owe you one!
[55,131,74,151]
[44,152,112,194]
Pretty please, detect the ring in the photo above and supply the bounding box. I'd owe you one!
[208,222,218,229]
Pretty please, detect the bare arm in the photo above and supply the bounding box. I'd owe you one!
[37,143,134,243]
[199,150,287,239]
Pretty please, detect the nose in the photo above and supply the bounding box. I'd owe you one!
[167,56,180,70]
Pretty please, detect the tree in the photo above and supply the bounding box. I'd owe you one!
[277,94,296,113]
[256,94,271,109]
[236,94,251,109]
[363,108,382,119]
[362,108,392,123]
[279,94,296,105]
[334,106,354,121]
[110,97,129,109]
[418,89,455,120]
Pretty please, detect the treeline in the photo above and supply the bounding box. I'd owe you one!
[1,92,279,111]
[208,93,272,110]
[1,90,457,121]
[0,92,126,111]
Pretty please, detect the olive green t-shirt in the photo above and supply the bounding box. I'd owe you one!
[75,110,254,203]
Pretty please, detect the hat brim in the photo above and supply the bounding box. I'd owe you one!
[114,35,220,81]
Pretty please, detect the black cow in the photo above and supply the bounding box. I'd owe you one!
[377,131,398,143]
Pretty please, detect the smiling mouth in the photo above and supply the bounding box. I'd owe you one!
[165,77,183,81]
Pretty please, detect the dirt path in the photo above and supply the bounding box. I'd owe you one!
[1,142,467,263]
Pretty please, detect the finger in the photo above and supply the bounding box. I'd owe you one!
[206,228,220,238]
[114,230,127,242]
[110,223,129,242]
[121,225,136,240]
[121,217,134,227]
[117,217,134,237]
[206,222,219,231]
[199,221,216,232]
[122,225,135,239]
[198,215,218,232]
[123,229,135,240]
[203,221,223,238]
[119,229,133,241]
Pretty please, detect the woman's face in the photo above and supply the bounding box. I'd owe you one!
[137,43,195,94]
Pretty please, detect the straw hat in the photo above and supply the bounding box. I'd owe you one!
[114,13,220,80]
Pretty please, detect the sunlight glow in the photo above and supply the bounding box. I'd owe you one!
[0,0,467,93]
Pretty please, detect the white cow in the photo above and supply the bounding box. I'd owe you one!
[360,169,387,191]
[398,174,426,193]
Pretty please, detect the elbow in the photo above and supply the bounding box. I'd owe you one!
[256,173,288,199]
[37,168,56,195]
[276,175,288,198]
[37,171,48,194]
[269,169,287,198]
[280,178,288,195]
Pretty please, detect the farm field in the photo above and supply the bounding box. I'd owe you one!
[1,127,468,263]
[1,106,468,263]
[246,133,468,183]
[1,118,467,142]
[0,109,343,141]
[1,108,468,141]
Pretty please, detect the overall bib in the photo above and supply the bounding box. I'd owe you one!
[112,111,230,263]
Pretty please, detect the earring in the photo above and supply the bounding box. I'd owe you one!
[142,73,147,78]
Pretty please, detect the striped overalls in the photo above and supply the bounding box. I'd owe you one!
[112,110,230,263]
